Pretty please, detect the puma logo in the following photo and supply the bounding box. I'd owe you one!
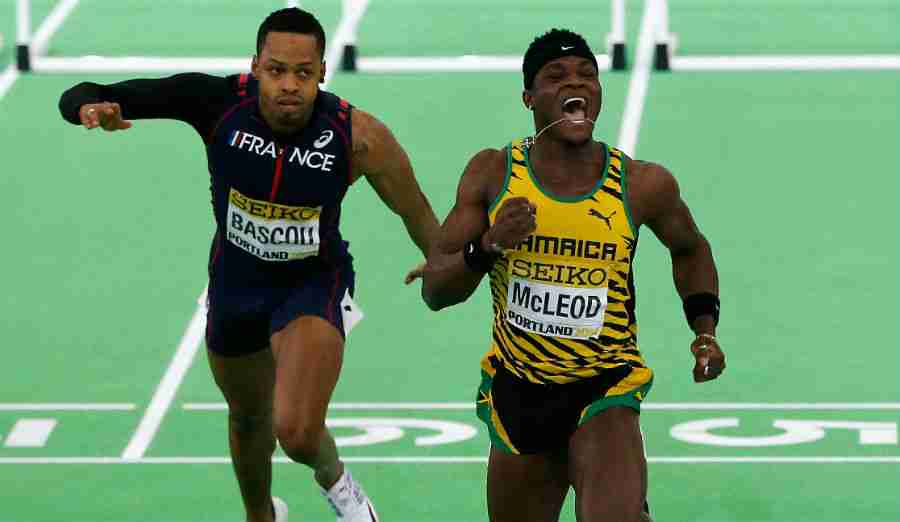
[588,209,616,229]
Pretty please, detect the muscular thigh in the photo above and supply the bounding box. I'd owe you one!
[568,407,648,517]
[487,446,569,522]
[270,315,344,429]
[207,347,275,416]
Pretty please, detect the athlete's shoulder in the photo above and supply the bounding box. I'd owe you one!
[317,89,354,113]
[456,147,507,207]
[627,158,677,193]
[465,147,507,177]
[349,106,388,158]
[625,158,680,226]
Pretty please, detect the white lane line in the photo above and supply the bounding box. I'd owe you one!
[30,0,80,57]
[32,53,900,75]
[182,402,900,411]
[357,54,611,73]
[33,56,252,73]
[2,419,57,447]
[615,0,658,156]
[644,403,900,410]
[0,403,135,411]
[29,53,611,75]
[184,402,474,410]
[0,65,19,100]
[0,456,897,464]
[120,1,367,461]
[672,54,900,71]
[120,301,206,460]
[647,457,900,464]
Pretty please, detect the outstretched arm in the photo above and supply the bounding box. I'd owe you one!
[635,161,724,382]
[352,109,440,259]
[422,149,537,310]
[58,73,232,137]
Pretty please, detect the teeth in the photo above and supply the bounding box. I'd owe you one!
[563,97,586,108]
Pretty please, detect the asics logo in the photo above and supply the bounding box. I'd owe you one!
[314,130,334,149]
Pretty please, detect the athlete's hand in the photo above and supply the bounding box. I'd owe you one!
[483,197,537,251]
[79,102,132,131]
[404,261,426,284]
[691,333,725,382]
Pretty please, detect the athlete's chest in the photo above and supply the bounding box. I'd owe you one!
[209,107,349,206]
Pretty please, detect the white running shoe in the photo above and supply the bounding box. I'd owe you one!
[320,469,380,521]
[272,496,289,522]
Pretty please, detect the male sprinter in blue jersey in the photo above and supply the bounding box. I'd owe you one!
[421,30,726,522]
[60,8,439,522]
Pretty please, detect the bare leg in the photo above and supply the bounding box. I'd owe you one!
[487,446,570,522]
[207,347,277,522]
[270,315,346,489]
[568,407,651,522]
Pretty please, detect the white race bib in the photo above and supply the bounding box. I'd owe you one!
[226,188,321,262]
[506,276,608,340]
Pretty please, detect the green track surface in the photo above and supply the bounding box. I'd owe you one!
[1,2,897,521]
[671,0,900,54]
[357,0,644,58]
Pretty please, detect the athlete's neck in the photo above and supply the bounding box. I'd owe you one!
[258,103,315,137]
[530,138,601,166]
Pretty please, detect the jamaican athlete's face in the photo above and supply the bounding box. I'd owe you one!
[525,56,602,146]
[253,31,325,133]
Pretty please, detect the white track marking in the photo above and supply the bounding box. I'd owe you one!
[357,54,611,73]
[182,402,900,411]
[184,402,474,410]
[30,0,80,57]
[120,2,365,461]
[0,65,22,99]
[0,456,897,464]
[672,54,900,71]
[32,54,900,75]
[0,403,135,411]
[615,0,659,155]
[33,56,252,73]
[645,403,900,410]
[3,419,57,447]
[120,305,206,460]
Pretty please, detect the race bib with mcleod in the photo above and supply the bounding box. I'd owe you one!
[226,188,321,261]
[506,274,608,340]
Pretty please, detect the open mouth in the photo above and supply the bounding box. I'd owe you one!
[277,98,302,108]
[562,97,588,123]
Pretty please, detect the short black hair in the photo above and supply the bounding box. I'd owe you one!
[523,29,597,89]
[256,8,326,58]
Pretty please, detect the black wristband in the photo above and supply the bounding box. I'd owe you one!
[683,292,720,327]
[463,239,500,273]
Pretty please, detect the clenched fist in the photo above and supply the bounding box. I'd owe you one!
[483,197,537,251]
[79,102,132,131]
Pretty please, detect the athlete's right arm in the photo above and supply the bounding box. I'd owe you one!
[422,149,536,310]
[58,73,232,137]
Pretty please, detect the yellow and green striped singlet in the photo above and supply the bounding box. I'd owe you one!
[483,138,652,385]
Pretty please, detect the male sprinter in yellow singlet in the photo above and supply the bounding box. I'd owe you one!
[421,29,726,522]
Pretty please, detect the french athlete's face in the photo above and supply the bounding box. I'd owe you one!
[253,31,325,133]
[526,56,601,146]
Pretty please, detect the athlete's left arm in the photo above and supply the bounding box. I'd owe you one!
[351,109,441,259]
[631,160,725,382]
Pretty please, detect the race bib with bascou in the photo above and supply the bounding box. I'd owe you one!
[506,276,608,340]
[226,188,321,261]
